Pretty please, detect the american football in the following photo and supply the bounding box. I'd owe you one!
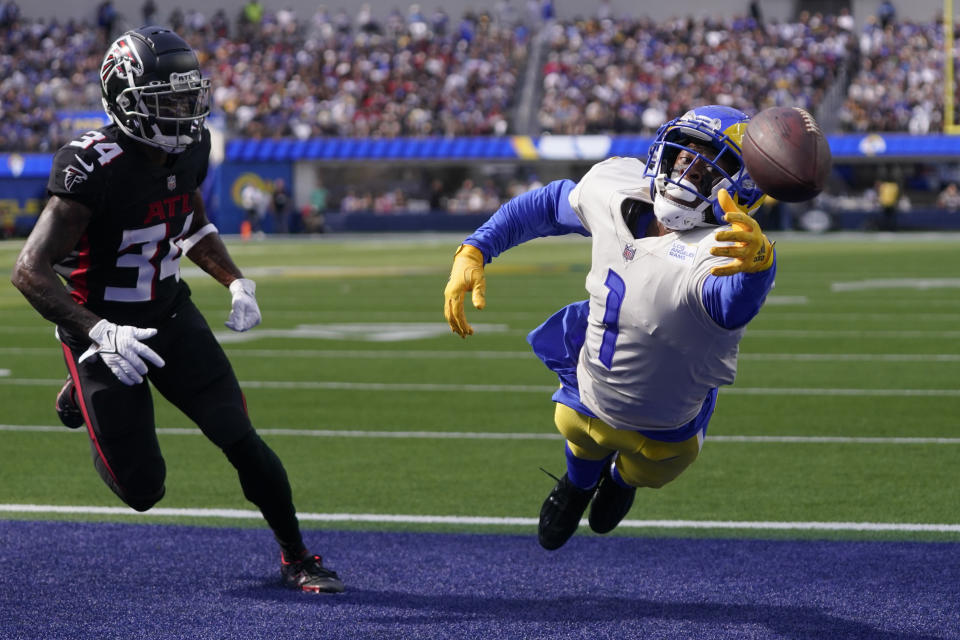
[741,106,833,202]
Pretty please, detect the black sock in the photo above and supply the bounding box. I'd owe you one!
[281,545,308,563]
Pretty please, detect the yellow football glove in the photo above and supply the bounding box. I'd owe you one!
[443,244,486,338]
[710,189,775,276]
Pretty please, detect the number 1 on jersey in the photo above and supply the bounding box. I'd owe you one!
[599,269,625,368]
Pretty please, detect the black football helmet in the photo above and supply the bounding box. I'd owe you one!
[100,26,210,153]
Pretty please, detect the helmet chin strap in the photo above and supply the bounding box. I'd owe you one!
[653,176,711,230]
[147,122,191,153]
[653,197,703,231]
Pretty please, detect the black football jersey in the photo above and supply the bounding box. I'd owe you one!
[47,125,210,325]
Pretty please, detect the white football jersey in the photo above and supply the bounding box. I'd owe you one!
[568,156,745,431]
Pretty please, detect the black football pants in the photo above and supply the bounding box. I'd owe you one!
[59,296,305,554]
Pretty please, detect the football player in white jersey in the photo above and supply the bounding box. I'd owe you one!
[443,105,776,550]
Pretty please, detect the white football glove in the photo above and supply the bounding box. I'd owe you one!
[225,277,262,332]
[79,319,165,386]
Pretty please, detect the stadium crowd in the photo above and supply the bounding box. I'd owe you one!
[0,1,528,151]
[199,3,526,140]
[0,1,953,153]
[839,16,943,133]
[536,11,854,135]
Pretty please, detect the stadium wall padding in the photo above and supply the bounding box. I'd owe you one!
[7,131,960,234]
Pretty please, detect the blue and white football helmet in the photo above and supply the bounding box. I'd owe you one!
[643,105,765,230]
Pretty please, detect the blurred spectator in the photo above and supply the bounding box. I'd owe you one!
[310,178,329,217]
[242,0,263,24]
[341,190,374,213]
[373,189,409,214]
[303,178,329,232]
[540,0,554,22]
[936,182,960,212]
[0,1,20,27]
[271,178,291,233]
[241,182,268,234]
[428,178,447,211]
[836,8,855,32]
[142,0,157,25]
[431,7,449,35]
[1,201,16,239]
[238,0,263,39]
[209,9,229,37]
[168,7,184,32]
[877,179,900,230]
[447,178,502,213]
[448,178,476,214]
[96,0,117,43]
[877,1,896,29]
[356,3,380,34]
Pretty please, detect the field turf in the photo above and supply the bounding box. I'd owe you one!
[1,232,958,542]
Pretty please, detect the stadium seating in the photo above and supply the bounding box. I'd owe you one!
[0,6,954,153]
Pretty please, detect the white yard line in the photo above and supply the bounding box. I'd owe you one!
[1,376,959,396]
[745,329,960,338]
[2,347,957,362]
[2,424,958,444]
[0,503,957,533]
[831,278,960,291]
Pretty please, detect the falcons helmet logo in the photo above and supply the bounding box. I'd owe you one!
[100,36,144,85]
[63,166,88,192]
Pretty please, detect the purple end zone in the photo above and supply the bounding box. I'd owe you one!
[1,520,957,639]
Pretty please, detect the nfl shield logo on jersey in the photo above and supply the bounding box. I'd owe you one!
[167,175,177,191]
[622,243,636,261]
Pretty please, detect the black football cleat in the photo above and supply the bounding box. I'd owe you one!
[55,378,85,429]
[280,553,345,593]
[588,464,636,534]
[538,472,595,550]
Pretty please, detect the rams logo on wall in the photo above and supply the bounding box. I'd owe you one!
[230,172,272,208]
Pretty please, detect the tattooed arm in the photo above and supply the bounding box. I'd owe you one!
[182,190,245,285]
[12,195,102,335]
[182,190,262,331]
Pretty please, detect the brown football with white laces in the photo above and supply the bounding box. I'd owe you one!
[741,106,832,202]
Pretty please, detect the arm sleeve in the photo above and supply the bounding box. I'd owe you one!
[462,179,588,263]
[701,250,777,329]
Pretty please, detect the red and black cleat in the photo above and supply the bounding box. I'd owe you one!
[280,552,344,593]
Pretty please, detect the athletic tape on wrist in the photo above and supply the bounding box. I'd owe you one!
[179,223,219,254]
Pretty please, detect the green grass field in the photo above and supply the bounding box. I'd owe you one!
[1,232,959,542]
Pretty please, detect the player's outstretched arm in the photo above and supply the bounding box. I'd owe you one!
[465,179,585,261]
[701,189,777,330]
[443,180,586,338]
[443,244,486,338]
[709,189,774,276]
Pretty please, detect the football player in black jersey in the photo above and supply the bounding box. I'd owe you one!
[10,26,343,594]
